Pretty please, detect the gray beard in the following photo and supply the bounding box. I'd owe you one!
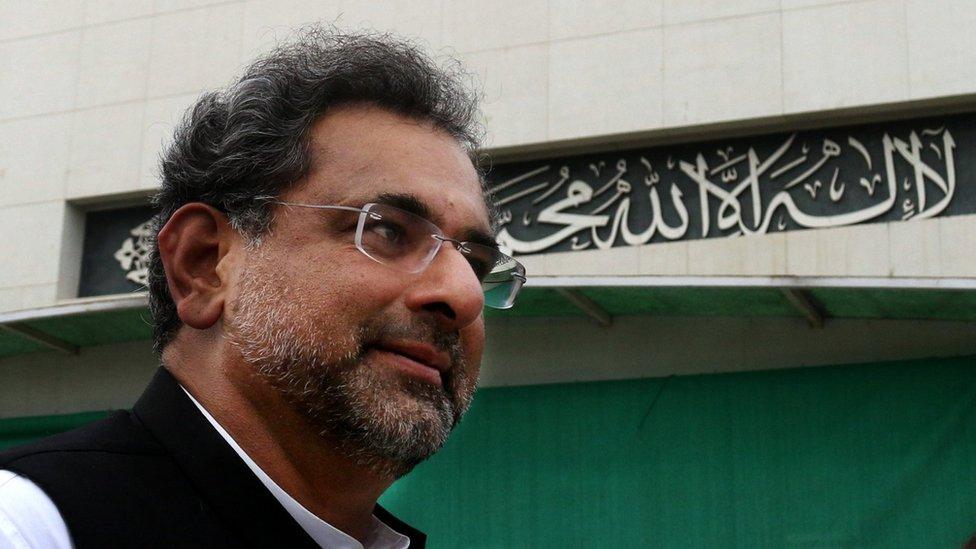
[225,265,476,479]
[251,327,471,479]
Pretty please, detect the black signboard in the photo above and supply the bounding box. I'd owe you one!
[78,206,154,297]
[78,113,974,297]
[489,113,974,255]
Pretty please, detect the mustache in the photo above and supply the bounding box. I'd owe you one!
[358,318,465,371]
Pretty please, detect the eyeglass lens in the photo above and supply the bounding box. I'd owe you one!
[356,203,525,309]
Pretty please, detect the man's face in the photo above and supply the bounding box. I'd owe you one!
[224,105,489,477]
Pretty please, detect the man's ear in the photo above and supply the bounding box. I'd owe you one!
[156,203,238,330]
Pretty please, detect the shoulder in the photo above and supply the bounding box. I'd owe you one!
[0,411,187,546]
[0,409,169,499]
[0,410,165,468]
[0,470,72,549]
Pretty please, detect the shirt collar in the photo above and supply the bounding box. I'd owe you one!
[180,385,410,549]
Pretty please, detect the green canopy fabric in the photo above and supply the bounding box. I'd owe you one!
[4,288,976,359]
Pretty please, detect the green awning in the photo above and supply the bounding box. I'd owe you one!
[486,285,976,321]
[1,283,974,359]
[0,295,151,358]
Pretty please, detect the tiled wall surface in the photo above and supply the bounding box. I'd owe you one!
[1,0,975,312]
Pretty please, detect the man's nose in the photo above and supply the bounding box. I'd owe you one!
[402,242,485,330]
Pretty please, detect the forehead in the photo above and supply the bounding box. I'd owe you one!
[290,104,489,234]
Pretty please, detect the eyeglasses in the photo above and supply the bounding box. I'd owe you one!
[273,201,526,309]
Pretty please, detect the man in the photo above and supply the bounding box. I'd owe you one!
[0,29,525,548]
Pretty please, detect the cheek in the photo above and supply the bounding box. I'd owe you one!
[459,320,485,373]
[296,246,403,308]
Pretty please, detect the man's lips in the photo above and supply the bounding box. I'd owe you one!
[371,340,451,386]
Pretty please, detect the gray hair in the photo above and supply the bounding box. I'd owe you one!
[147,27,486,355]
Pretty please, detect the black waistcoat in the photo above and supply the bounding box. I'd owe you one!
[0,368,426,548]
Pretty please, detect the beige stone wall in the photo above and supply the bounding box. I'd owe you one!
[2,314,975,417]
[1,0,975,414]
[2,0,975,312]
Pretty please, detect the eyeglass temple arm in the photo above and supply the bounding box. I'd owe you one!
[431,235,526,279]
[272,201,370,214]
[275,202,526,280]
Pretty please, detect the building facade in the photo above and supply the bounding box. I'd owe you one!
[1,0,975,546]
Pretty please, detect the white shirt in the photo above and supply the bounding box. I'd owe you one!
[0,389,410,549]
[0,470,72,549]
[181,387,409,549]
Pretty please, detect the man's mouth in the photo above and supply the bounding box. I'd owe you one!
[369,340,451,387]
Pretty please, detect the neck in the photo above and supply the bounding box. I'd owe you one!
[166,345,394,543]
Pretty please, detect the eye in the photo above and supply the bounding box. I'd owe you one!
[469,260,492,280]
[363,217,409,251]
[462,249,496,280]
[371,220,402,242]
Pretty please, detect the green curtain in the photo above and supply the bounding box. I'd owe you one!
[382,355,976,548]
[0,410,107,451]
[2,356,974,547]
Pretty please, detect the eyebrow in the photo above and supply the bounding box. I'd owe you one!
[459,228,499,249]
[372,192,498,249]
[373,192,432,220]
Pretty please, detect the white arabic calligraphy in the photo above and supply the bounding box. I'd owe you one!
[493,126,958,254]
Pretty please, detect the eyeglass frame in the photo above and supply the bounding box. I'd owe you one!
[270,200,526,308]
